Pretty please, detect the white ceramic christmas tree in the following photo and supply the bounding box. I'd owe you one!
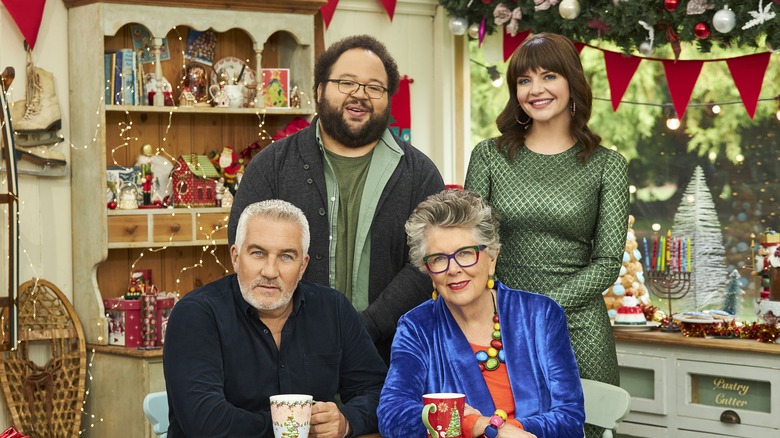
[671,165,728,310]
[603,215,651,319]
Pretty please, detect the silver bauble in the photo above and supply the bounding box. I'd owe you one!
[712,7,736,33]
[559,0,581,20]
[448,17,469,36]
[639,41,655,56]
[468,23,481,39]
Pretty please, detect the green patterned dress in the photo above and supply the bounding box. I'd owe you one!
[465,139,629,388]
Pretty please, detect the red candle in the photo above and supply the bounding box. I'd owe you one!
[652,235,658,271]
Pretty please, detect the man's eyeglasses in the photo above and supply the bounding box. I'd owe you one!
[422,245,487,274]
[325,79,388,99]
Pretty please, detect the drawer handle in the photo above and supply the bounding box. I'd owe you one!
[170,223,181,233]
[125,225,137,235]
[720,410,740,424]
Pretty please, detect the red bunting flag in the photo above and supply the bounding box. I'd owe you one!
[389,75,413,142]
[662,59,703,119]
[2,0,47,50]
[502,30,530,62]
[379,0,397,21]
[320,0,339,29]
[726,52,771,119]
[603,51,642,111]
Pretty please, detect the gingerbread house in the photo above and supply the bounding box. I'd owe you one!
[171,154,219,207]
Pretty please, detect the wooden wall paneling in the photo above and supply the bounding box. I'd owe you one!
[98,249,130,298]
[161,246,196,294]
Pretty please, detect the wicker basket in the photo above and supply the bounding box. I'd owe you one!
[0,279,87,438]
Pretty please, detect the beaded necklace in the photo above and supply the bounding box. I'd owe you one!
[475,292,505,372]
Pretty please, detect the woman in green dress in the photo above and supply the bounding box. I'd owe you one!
[465,33,629,436]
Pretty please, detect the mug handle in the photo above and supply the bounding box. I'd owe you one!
[209,84,220,100]
[422,403,438,438]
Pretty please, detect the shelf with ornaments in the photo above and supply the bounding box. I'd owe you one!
[67,0,323,353]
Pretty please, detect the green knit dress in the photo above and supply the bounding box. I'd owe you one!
[465,139,629,389]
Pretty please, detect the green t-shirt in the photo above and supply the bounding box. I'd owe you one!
[323,148,374,300]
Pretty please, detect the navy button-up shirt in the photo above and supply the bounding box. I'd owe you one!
[164,275,387,437]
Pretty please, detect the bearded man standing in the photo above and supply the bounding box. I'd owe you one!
[228,35,445,362]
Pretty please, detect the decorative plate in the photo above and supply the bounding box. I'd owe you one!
[611,321,661,332]
[211,56,257,106]
[672,314,736,324]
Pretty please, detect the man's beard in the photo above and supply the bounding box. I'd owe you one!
[317,96,390,148]
[238,278,293,312]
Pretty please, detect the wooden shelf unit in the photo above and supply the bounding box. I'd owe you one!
[67,0,323,347]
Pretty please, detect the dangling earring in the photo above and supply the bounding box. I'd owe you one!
[515,104,531,125]
[487,277,495,289]
[570,99,576,117]
[432,290,439,301]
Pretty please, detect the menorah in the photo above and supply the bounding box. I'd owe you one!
[646,270,692,332]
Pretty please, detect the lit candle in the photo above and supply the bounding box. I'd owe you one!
[665,229,672,271]
[660,236,666,272]
[677,237,682,272]
[643,237,650,271]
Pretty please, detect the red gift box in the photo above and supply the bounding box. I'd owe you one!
[104,296,174,347]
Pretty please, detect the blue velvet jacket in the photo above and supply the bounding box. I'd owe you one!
[377,282,585,437]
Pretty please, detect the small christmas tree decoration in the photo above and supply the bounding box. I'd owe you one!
[671,166,729,311]
[722,270,745,316]
[603,215,651,319]
[446,404,462,437]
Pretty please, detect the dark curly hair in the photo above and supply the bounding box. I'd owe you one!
[313,34,400,99]
[495,33,601,162]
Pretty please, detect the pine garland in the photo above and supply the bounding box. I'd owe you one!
[438,0,779,55]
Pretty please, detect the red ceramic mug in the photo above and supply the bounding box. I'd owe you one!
[421,392,465,438]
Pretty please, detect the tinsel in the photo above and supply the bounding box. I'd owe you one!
[678,319,779,343]
[437,0,780,55]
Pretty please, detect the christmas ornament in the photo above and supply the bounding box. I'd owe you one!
[664,0,679,12]
[559,0,581,20]
[107,201,117,210]
[494,4,523,37]
[535,0,560,12]
[639,41,655,56]
[712,7,737,33]
[481,0,493,3]
[448,17,468,35]
[468,23,481,39]
[694,22,711,39]
[742,0,776,30]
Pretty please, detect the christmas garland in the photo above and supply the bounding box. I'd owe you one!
[438,0,779,56]
[676,319,779,343]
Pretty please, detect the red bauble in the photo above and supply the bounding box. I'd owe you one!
[107,201,117,209]
[481,0,493,4]
[664,0,678,11]
[694,22,710,39]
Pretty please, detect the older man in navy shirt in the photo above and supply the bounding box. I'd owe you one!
[164,200,387,437]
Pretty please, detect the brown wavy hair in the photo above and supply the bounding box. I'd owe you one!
[495,33,600,162]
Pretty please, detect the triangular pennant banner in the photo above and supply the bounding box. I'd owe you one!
[503,30,530,62]
[379,0,397,21]
[320,0,339,29]
[662,59,703,119]
[726,52,771,119]
[603,51,642,112]
[2,0,47,50]
[573,42,585,54]
[389,76,413,142]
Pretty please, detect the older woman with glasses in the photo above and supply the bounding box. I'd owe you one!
[377,189,585,438]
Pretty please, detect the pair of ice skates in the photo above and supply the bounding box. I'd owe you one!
[11,61,66,167]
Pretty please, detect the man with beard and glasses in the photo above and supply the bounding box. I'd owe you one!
[164,200,387,438]
[229,35,445,363]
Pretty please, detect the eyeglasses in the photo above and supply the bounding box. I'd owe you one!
[324,79,388,99]
[422,245,487,274]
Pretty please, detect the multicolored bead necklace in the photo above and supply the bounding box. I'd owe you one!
[475,292,505,372]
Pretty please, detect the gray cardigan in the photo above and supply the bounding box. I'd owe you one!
[228,119,445,348]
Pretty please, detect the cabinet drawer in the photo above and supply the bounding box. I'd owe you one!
[153,214,193,242]
[196,212,229,241]
[108,215,149,243]
[618,352,668,415]
[676,360,780,430]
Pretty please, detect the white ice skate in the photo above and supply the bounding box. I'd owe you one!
[12,65,64,148]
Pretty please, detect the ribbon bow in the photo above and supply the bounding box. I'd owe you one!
[534,0,560,11]
[494,4,523,37]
